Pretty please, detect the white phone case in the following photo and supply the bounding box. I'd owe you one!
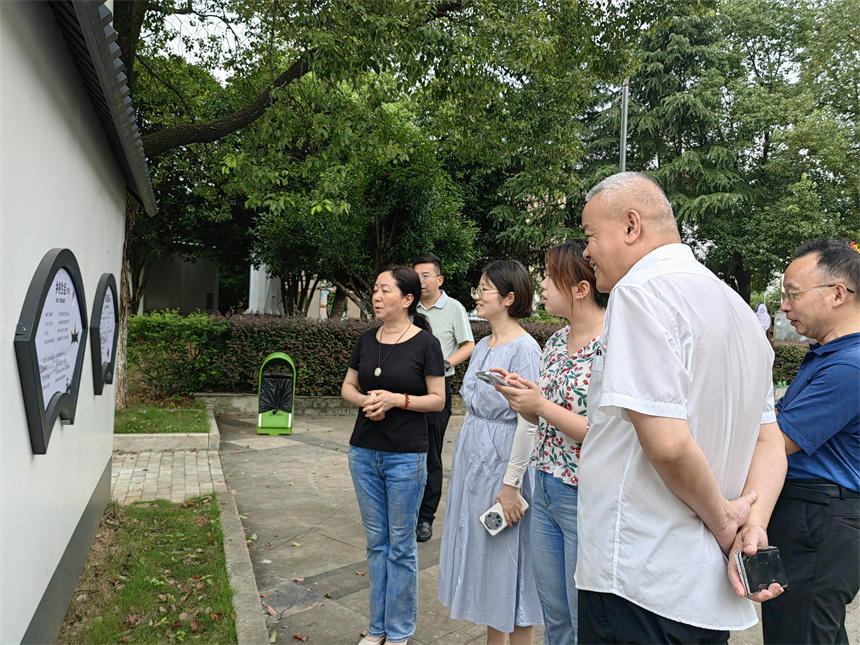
[479,500,529,536]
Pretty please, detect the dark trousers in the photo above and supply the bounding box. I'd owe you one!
[762,481,860,645]
[418,377,452,525]
[578,591,729,645]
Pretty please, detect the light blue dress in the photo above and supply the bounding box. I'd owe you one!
[437,333,543,632]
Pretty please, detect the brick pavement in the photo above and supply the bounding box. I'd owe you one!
[111,450,225,504]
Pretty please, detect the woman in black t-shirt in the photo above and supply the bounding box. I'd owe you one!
[341,265,445,645]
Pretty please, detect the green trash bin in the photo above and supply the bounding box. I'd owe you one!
[257,352,296,435]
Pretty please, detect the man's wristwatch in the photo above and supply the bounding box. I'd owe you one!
[444,360,452,371]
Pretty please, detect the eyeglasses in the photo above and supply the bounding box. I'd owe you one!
[418,273,440,282]
[781,284,855,302]
[471,286,501,299]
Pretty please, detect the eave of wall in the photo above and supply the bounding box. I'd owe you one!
[49,0,157,216]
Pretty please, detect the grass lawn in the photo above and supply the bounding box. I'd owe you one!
[58,497,237,644]
[115,403,209,434]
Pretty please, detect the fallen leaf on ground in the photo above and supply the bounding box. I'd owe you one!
[293,634,308,642]
[355,571,366,576]
[266,542,272,546]
[261,593,272,598]
[294,577,304,582]
[292,542,301,547]
[270,630,278,642]
[191,619,199,633]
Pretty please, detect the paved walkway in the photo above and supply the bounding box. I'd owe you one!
[111,450,224,504]
[109,415,860,645]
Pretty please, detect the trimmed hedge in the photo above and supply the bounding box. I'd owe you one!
[773,341,809,386]
[128,312,808,399]
[128,312,564,398]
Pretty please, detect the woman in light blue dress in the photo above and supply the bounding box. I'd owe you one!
[438,260,543,645]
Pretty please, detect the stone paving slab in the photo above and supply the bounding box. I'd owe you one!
[110,450,224,504]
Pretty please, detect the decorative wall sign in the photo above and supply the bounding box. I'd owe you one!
[15,249,89,454]
[90,273,118,395]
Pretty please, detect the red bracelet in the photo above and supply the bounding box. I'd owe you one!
[402,393,410,410]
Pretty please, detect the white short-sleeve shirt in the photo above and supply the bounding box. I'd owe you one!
[575,244,776,631]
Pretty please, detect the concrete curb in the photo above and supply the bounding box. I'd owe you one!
[215,467,270,645]
[113,404,221,452]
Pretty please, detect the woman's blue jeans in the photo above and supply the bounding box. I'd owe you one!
[349,446,427,642]
[531,468,580,645]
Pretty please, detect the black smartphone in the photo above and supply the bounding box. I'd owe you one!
[734,546,788,596]
[476,371,511,387]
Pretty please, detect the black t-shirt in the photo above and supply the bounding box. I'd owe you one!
[347,327,444,453]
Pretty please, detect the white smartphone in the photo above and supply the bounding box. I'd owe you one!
[479,500,529,536]
[476,371,511,387]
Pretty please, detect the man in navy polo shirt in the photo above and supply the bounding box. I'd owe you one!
[762,238,860,644]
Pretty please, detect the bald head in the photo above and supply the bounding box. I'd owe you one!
[585,172,680,241]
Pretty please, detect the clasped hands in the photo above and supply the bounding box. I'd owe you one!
[490,368,784,603]
[704,491,786,603]
[361,390,401,421]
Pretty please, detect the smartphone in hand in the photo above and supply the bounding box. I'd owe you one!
[735,546,788,596]
[476,371,511,387]
[479,500,529,536]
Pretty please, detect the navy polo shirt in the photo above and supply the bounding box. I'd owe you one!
[775,332,860,491]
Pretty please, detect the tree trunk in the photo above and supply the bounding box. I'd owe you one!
[299,275,320,316]
[128,249,163,315]
[735,260,752,304]
[329,285,347,319]
[115,195,140,410]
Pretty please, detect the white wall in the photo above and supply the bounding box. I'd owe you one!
[1,3,127,641]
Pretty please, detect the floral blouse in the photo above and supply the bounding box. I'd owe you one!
[529,326,600,486]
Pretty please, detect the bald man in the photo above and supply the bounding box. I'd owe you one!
[574,172,787,643]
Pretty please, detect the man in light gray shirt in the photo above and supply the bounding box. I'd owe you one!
[413,253,475,542]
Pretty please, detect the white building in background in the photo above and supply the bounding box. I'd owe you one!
[245,263,285,315]
[0,1,156,642]
[245,265,362,318]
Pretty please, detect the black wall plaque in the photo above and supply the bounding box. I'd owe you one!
[90,273,118,395]
[15,249,89,454]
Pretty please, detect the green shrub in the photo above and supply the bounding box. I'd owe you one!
[128,310,229,400]
[129,312,810,398]
[128,313,565,398]
[773,341,809,386]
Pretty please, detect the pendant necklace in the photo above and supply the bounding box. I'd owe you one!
[375,325,409,377]
[489,326,518,348]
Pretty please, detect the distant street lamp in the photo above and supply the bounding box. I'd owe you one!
[620,77,629,172]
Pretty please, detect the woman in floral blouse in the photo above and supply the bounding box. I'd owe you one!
[494,239,607,645]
